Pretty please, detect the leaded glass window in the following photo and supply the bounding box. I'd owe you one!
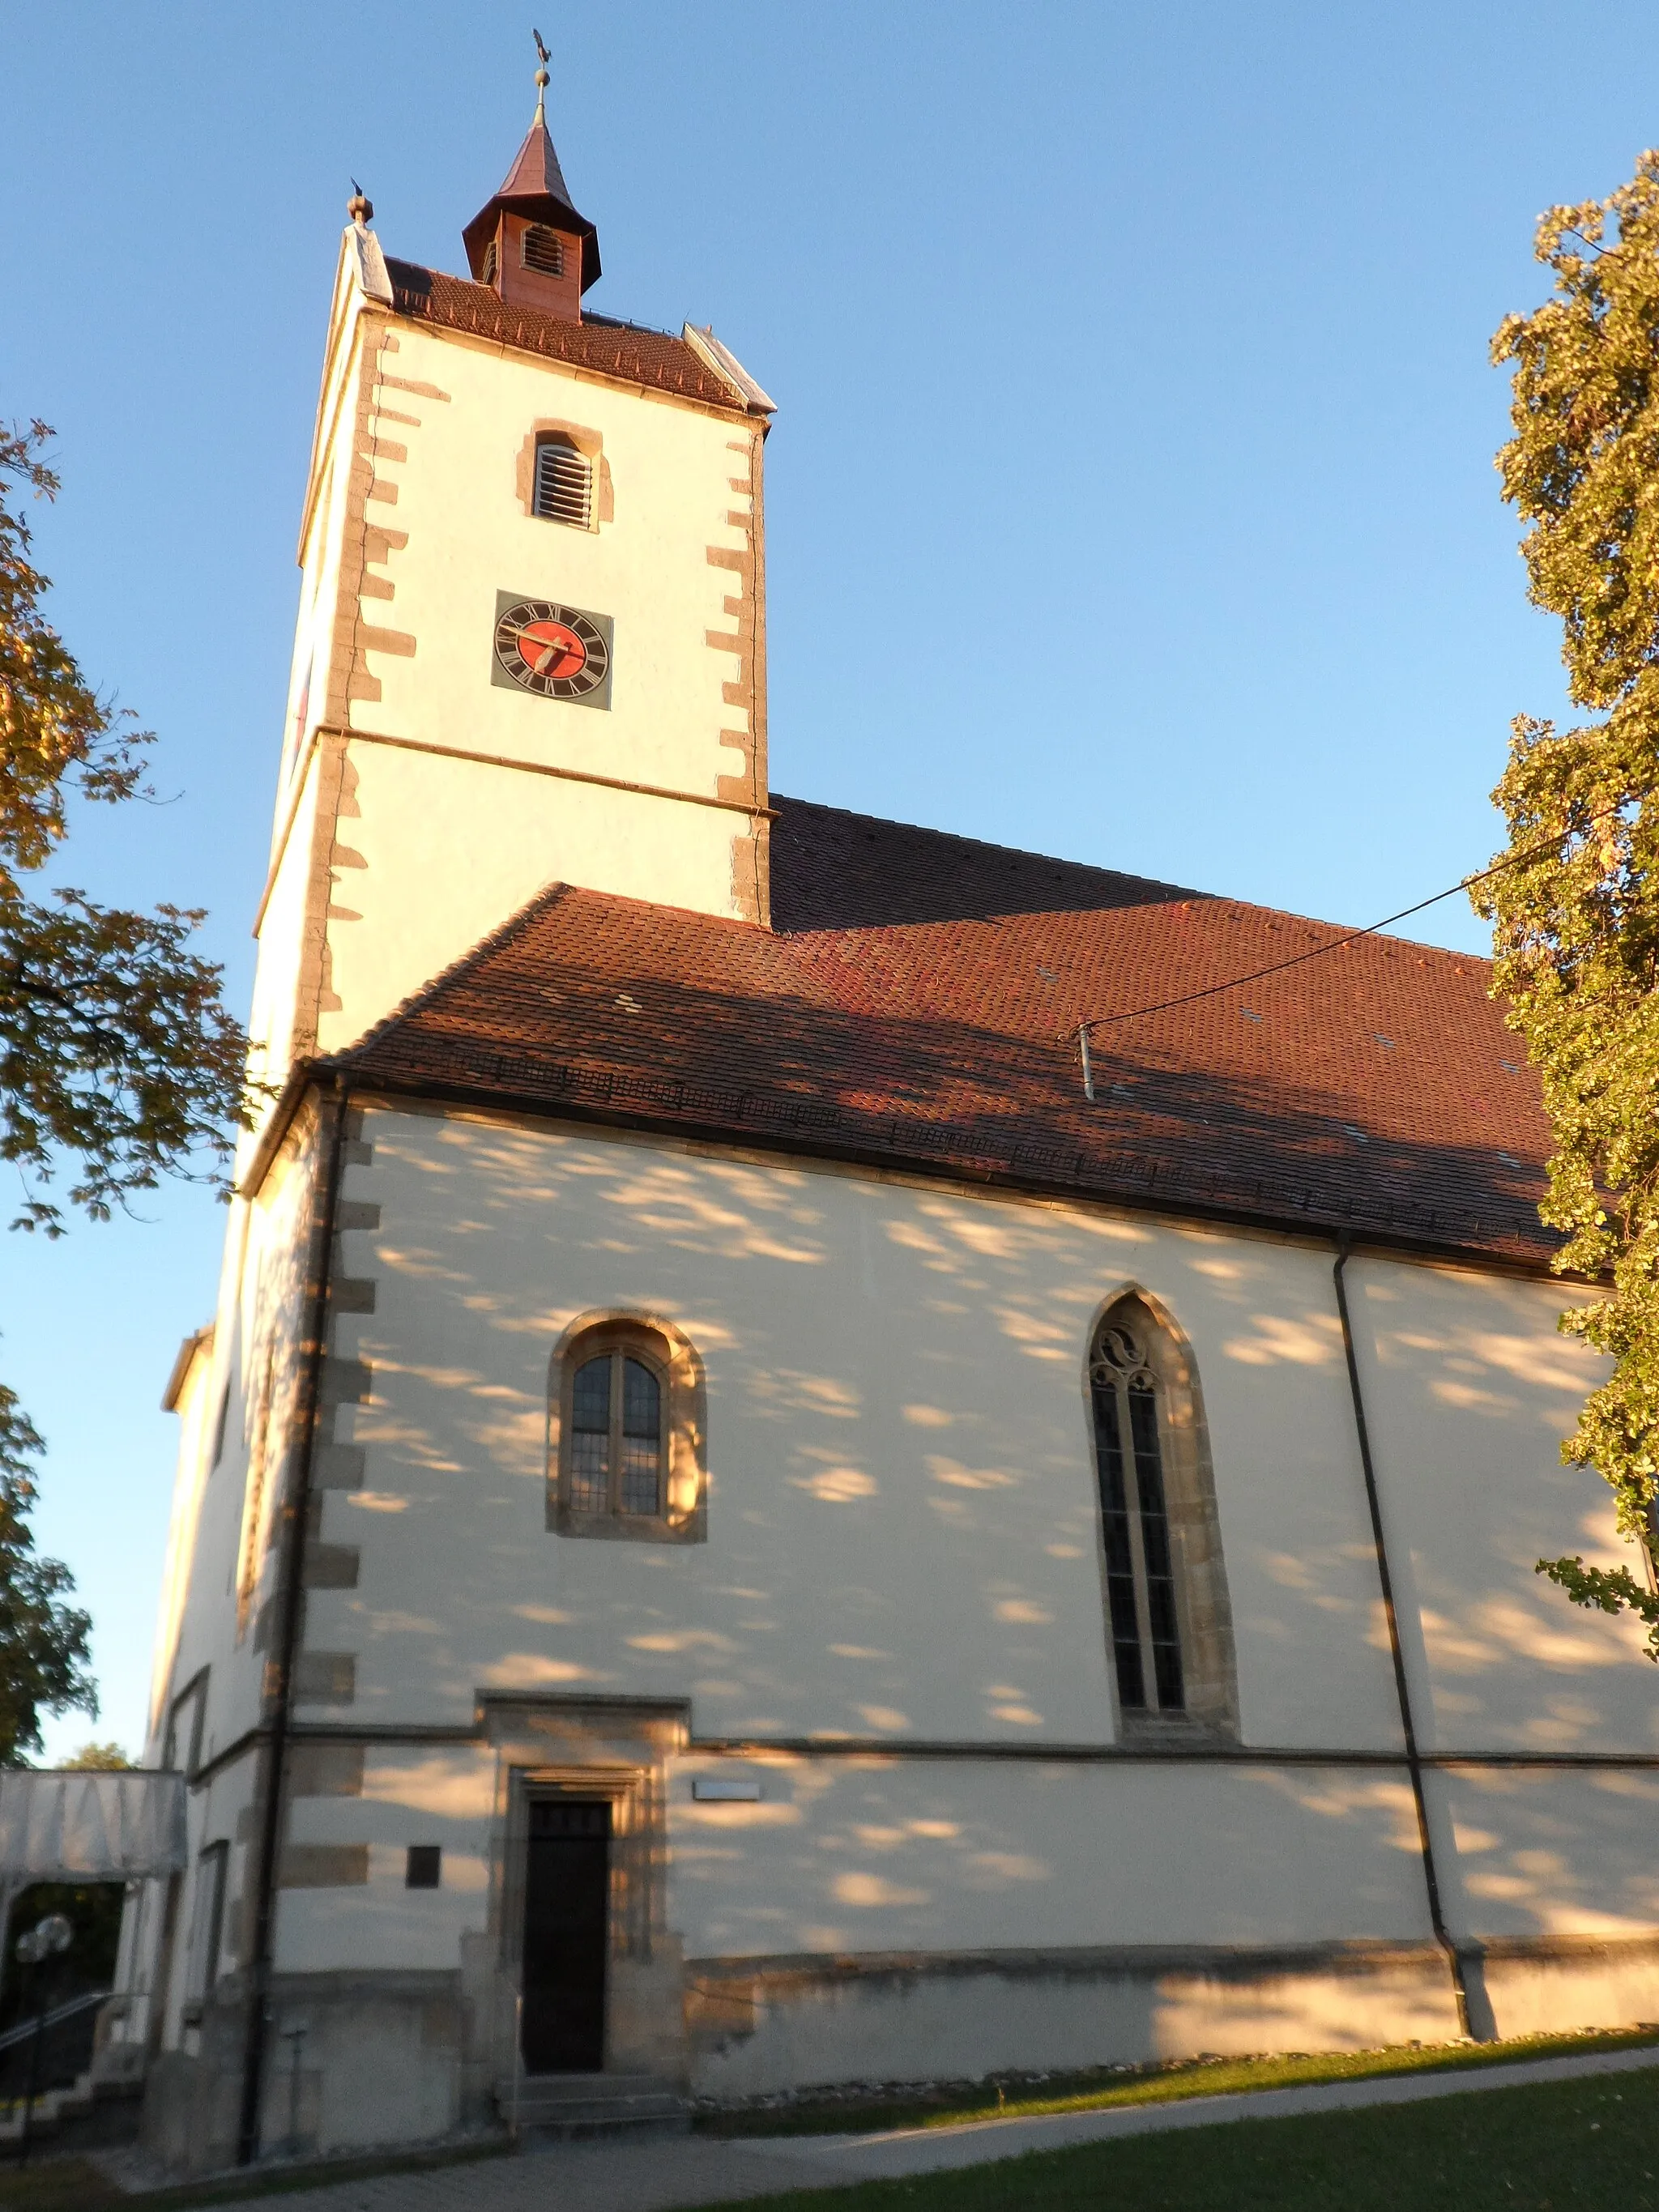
[567,1349,665,1521]
[1090,1318,1185,1715]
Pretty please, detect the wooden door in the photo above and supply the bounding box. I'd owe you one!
[520,1798,610,2073]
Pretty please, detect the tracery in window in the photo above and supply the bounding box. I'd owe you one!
[551,1316,706,1542]
[1086,1293,1238,1737]
[1092,1321,1183,1713]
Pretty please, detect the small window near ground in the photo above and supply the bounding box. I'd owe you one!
[533,436,593,529]
[182,1841,228,2015]
[405,1845,441,1890]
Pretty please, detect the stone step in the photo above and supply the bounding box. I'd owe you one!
[496,2071,688,2136]
[0,2068,96,2143]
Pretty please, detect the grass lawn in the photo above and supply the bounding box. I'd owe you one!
[702,2022,1659,2137]
[1,2035,1655,2210]
[703,2065,1659,2210]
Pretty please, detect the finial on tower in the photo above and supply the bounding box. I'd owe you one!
[461,33,601,309]
[348,177,373,228]
[532,26,551,123]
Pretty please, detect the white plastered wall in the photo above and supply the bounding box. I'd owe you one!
[320,736,741,1046]
[248,296,765,1081]
[122,1110,330,2040]
[277,1106,1650,1989]
[312,1110,1422,1748]
[345,320,753,804]
[1346,1258,1648,1756]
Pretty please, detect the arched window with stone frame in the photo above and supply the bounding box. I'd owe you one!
[548,1313,708,1543]
[1086,1291,1237,1737]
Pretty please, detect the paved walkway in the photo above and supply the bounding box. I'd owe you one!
[96,2042,1659,2209]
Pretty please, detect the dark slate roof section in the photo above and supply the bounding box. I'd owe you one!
[334,795,1555,1265]
[382,258,750,411]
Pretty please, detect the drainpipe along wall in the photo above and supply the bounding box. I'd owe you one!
[1333,1231,1491,2042]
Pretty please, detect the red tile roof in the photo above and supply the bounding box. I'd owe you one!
[382,258,753,411]
[334,798,1555,1266]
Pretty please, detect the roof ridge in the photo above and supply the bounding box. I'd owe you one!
[772,791,1198,899]
[771,794,1492,969]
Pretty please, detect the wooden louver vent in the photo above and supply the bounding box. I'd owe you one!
[480,240,498,286]
[521,225,566,277]
[534,441,594,528]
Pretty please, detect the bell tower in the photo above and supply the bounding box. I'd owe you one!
[461,33,599,322]
[244,46,776,1099]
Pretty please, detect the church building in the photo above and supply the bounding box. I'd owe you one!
[109,62,1659,2174]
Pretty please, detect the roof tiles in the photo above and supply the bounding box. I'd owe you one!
[383,258,751,411]
[336,798,1554,1265]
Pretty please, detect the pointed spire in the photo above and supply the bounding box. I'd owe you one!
[461,30,600,309]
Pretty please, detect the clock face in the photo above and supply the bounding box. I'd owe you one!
[493,598,612,702]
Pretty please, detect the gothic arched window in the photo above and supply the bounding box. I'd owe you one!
[550,1316,708,1542]
[1087,1296,1238,1737]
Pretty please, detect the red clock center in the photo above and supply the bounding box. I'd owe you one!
[515,620,587,681]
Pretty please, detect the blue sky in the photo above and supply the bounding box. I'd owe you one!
[2,2,1651,1759]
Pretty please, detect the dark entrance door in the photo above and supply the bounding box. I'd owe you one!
[521,1797,610,2073]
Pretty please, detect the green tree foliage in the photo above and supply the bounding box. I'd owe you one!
[2,420,245,1234]
[1481,152,1659,1651]
[59,1740,130,1771]
[1,416,248,1748]
[0,1382,92,1760]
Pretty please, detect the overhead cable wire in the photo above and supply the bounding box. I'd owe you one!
[1068,799,1630,1046]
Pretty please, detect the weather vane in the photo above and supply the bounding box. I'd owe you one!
[532,27,550,121]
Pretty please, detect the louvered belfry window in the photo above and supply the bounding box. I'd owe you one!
[1090,1318,1186,1715]
[522,224,566,276]
[534,437,594,529]
[480,240,499,286]
[569,1350,665,1519]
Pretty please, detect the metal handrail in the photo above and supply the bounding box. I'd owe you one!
[0,1988,109,2059]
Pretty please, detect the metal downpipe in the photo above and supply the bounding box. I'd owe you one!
[1333,1232,1480,2040]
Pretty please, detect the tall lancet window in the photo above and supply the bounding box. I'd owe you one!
[1091,1318,1183,1712]
[1086,1296,1239,1736]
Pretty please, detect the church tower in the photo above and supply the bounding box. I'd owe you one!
[247,57,774,1093]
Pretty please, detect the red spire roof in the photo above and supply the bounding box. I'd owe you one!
[462,108,601,290]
